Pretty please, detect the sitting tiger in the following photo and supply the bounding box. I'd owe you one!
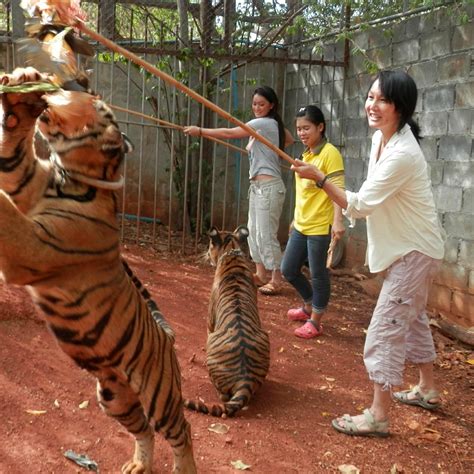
[185,226,270,418]
[0,67,196,474]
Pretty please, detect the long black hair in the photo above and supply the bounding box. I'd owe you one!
[253,86,285,150]
[373,70,422,142]
[295,105,326,138]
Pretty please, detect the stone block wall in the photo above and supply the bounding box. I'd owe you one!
[335,7,473,343]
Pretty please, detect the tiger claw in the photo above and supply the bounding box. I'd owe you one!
[121,461,151,474]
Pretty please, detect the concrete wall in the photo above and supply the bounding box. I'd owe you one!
[289,7,473,343]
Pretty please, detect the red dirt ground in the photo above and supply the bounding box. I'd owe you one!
[0,242,472,474]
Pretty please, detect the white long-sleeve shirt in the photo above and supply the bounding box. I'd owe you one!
[345,124,444,273]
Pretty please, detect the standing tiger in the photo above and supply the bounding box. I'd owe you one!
[0,67,196,474]
[185,226,270,418]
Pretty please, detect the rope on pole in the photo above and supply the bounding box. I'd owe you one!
[74,19,297,167]
[109,104,249,155]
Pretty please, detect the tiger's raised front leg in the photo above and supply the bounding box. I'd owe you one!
[0,190,45,284]
[0,190,111,285]
[97,374,155,474]
[0,69,51,213]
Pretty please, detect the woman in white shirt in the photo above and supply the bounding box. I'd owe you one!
[292,70,444,437]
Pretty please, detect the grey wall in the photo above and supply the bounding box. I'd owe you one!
[287,8,473,341]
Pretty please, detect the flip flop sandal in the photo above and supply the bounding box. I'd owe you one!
[392,385,440,410]
[331,409,389,438]
[258,282,282,295]
[294,320,323,339]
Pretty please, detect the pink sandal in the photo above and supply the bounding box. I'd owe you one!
[287,307,311,321]
[294,320,323,339]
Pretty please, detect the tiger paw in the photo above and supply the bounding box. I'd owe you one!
[0,68,58,99]
[1,67,50,88]
[121,460,151,474]
[0,68,50,130]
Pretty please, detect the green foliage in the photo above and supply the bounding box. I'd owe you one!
[364,59,379,74]
[177,48,194,62]
[0,2,9,32]
[97,52,128,65]
[81,2,98,27]
[289,1,471,42]
[199,57,215,68]
[114,4,180,44]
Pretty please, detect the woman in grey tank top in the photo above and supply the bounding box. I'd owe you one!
[184,86,293,294]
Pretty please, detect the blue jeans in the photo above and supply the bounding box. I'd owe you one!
[281,228,331,313]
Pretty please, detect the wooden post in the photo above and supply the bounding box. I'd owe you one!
[11,0,25,39]
[98,0,116,39]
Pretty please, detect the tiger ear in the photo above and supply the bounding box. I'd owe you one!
[234,225,249,243]
[208,226,222,246]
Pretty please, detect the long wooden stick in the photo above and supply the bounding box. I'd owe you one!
[74,19,297,166]
[110,104,248,155]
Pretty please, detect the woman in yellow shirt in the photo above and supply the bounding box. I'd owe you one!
[281,105,345,339]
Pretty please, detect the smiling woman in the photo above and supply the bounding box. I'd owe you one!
[365,82,400,150]
[183,86,294,295]
[292,70,445,439]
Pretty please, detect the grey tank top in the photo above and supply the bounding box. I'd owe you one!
[246,117,282,179]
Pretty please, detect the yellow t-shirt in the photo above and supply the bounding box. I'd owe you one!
[294,141,345,235]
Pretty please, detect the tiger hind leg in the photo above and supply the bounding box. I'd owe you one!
[167,420,196,474]
[96,375,154,474]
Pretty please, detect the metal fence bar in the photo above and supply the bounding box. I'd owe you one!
[152,77,162,246]
[194,65,207,252]
[329,43,337,140]
[167,55,178,252]
[221,65,233,230]
[209,69,221,230]
[119,59,132,242]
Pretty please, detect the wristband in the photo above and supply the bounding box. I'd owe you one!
[316,175,328,189]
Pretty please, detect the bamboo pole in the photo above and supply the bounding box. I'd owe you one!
[74,19,297,167]
[109,104,248,155]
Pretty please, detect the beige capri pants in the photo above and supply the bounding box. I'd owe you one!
[247,177,286,271]
[364,250,441,389]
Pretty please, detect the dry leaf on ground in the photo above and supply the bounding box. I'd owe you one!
[338,464,360,474]
[208,423,229,434]
[231,459,251,470]
[26,409,47,416]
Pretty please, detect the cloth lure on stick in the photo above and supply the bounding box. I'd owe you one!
[0,2,103,138]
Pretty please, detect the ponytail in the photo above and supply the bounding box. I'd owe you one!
[407,118,421,143]
[273,112,286,150]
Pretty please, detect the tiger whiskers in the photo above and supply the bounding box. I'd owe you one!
[52,154,125,190]
[197,249,211,266]
[66,170,124,190]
